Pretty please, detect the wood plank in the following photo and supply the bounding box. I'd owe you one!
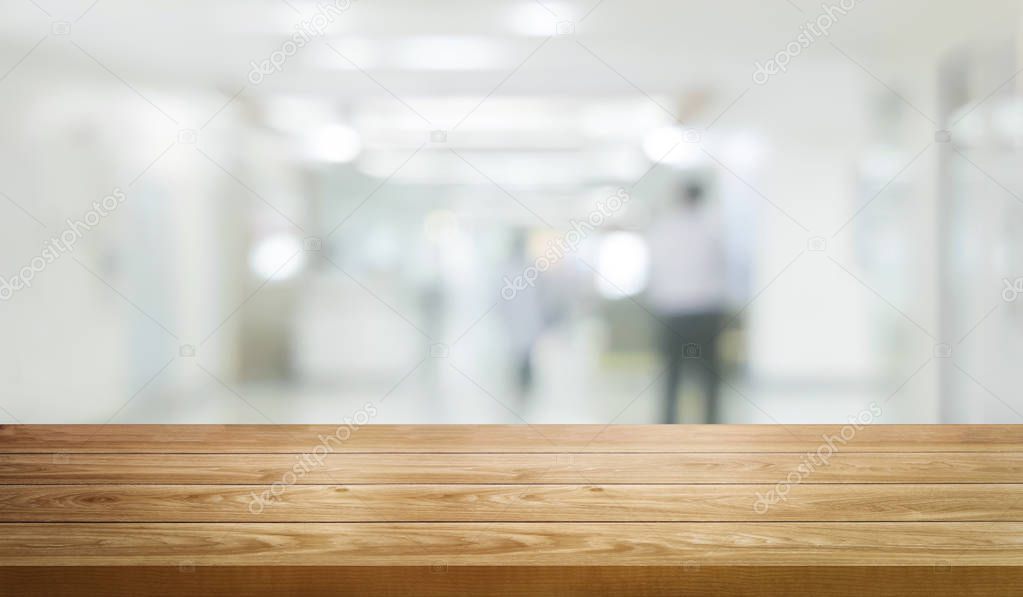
[3,452,1022,484]
[2,566,1021,597]
[3,424,1020,593]
[3,425,1022,453]
[2,523,1023,566]
[1,484,1021,522]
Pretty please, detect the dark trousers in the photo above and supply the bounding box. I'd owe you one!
[661,312,724,424]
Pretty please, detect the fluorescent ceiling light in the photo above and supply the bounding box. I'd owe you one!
[304,123,363,163]
[642,126,704,167]
[505,1,578,36]
[249,234,306,281]
[393,36,511,70]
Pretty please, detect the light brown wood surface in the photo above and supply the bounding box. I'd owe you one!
[1,484,1022,522]
[4,452,1022,484]
[3,424,1021,452]
[1,424,1021,595]
[3,522,1023,566]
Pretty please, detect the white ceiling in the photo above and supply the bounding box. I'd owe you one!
[3,0,1019,99]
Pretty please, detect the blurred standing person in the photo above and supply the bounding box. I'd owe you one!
[499,232,546,403]
[646,181,729,423]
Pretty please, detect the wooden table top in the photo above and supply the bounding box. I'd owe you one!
[2,424,1022,596]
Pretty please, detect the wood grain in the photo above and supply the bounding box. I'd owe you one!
[3,425,1021,594]
[3,425,1021,453]
[4,452,1022,484]
[2,484,1021,522]
[2,566,1021,597]
[3,522,1023,566]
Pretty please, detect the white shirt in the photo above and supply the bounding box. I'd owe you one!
[645,205,728,315]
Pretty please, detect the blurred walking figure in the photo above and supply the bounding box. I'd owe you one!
[646,181,728,423]
[499,233,546,402]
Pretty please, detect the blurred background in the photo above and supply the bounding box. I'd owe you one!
[1,0,1022,424]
